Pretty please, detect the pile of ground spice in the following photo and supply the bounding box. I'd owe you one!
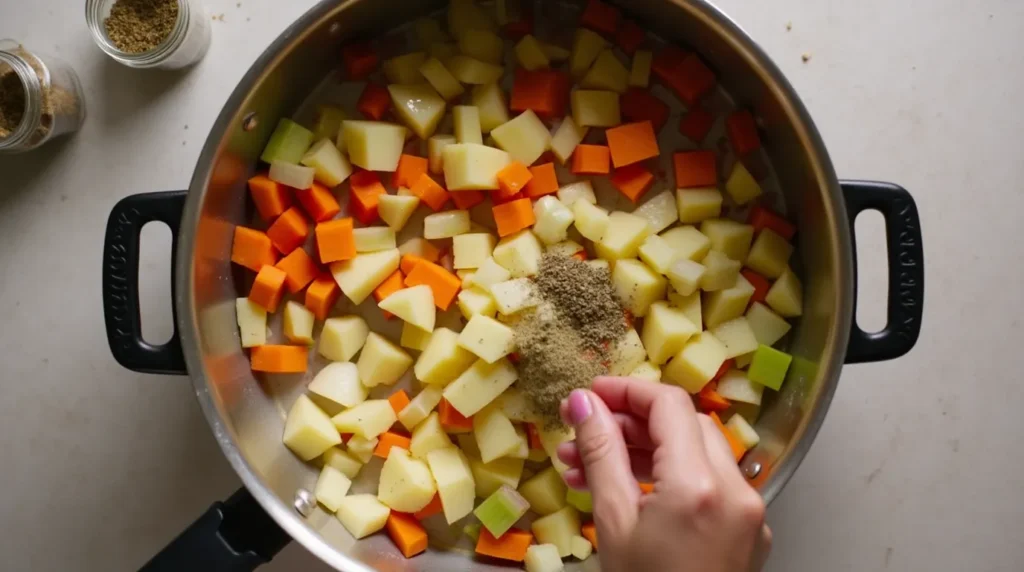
[104,0,179,54]
[0,71,25,138]
[534,254,627,353]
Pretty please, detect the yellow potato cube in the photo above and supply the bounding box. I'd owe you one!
[388,83,446,140]
[473,406,521,463]
[443,143,512,190]
[612,259,667,317]
[458,29,504,64]
[447,55,504,84]
[301,138,353,188]
[378,448,437,513]
[319,315,369,362]
[332,399,397,438]
[745,228,794,279]
[704,273,755,328]
[400,321,433,351]
[342,121,408,172]
[269,161,314,190]
[413,18,448,48]
[399,237,441,261]
[378,195,420,232]
[352,227,396,253]
[629,49,653,88]
[470,82,511,132]
[663,332,728,393]
[330,248,401,304]
[711,317,760,359]
[467,256,512,290]
[542,42,570,62]
[538,424,575,474]
[532,196,576,245]
[428,134,457,175]
[629,361,663,382]
[571,535,594,561]
[745,302,792,346]
[283,395,342,461]
[357,332,413,387]
[398,384,444,430]
[346,435,378,463]
[660,225,711,261]
[545,239,585,258]
[716,370,764,406]
[571,90,621,127]
[666,258,706,296]
[581,50,629,93]
[383,52,427,84]
[550,117,588,165]
[314,465,353,513]
[701,219,755,261]
[572,200,609,242]
[458,287,498,320]
[609,327,648,375]
[515,34,550,70]
[493,388,543,423]
[726,413,760,450]
[419,56,464,101]
[532,506,581,557]
[526,544,564,572]
[235,297,266,348]
[443,358,519,417]
[458,315,516,363]
[415,327,478,386]
[448,0,498,40]
[426,446,476,523]
[453,233,496,269]
[519,466,567,516]
[638,234,680,275]
[336,494,390,539]
[322,447,364,479]
[765,267,803,317]
[557,180,597,206]
[492,230,543,277]
[598,211,651,259]
[411,411,454,459]
[699,249,742,291]
[642,301,700,364]
[725,161,763,205]
[491,110,552,166]
[488,278,539,316]
[632,189,679,234]
[453,105,484,144]
[424,210,472,239]
[570,28,608,78]
[379,285,436,332]
[308,361,367,408]
[669,290,703,329]
[677,187,724,223]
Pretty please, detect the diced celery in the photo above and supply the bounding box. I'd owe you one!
[747,344,793,390]
[260,118,314,164]
[474,484,530,538]
[565,488,593,513]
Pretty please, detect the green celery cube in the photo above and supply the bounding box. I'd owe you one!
[474,485,530,538]
[565,488,593,513]
[747,345,792,390]
[260,118,314,164]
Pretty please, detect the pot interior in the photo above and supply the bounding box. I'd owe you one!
[178,0,852,569]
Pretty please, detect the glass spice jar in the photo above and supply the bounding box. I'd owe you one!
[85,0,212,70]
[0,41,87,154]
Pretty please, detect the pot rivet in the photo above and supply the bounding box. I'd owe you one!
[294,488,316,517]
[242,112,258,132]
[744,462,762,480]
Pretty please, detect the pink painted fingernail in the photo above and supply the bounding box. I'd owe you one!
[567,390,592,425]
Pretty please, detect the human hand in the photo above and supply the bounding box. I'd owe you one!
[557,377,771,572]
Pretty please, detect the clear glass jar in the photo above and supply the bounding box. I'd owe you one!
[85,0,212,70]
[0,41,87,154]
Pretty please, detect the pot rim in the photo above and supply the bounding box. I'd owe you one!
[175,1,853,569]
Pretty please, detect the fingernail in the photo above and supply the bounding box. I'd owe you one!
[567,390,592,425]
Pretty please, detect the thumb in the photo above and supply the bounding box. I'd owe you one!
[565,389,640,543]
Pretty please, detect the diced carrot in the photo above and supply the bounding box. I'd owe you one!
[374,269,405,319]
[393,154,429,190]
[712,359,735,384]
[249,265,288,312]
[405,261,461,310]
[510,69,570,119]
[275,248,320,294]
[247,174,292,221]
[413,494,444,520]
[698,385,732,413]
[748,206,797,241]
[615,20,645,55]
[374,431,413,459]
[651,46,688,85]
[349,170,388,224]
[673,150,717,189]
[388,389,412,415]
[709,412,747,461]
[526,424,543,450]
[609,164,655,203]
[451,190,485,210]
[571,250,588,261]
[679,106,715,143]
[386,512,428,558]
[305,272,340,320]
[342,42,379,80]
[508,352,521,364]
[664,53,716,106]
[475,528,533,562]
[492,198,536,237]
[266,207,309,254]
[522,162,559,198]
[231,227,278,272]
[726,110,761,157]
[497,161,534,197]
[620,88,670,132]
[315,218,356,263]
[341,433,353,444]
[606,120,659,168]
[295,182,341,222]
[581,522,598,550]
[638,482,655,495]
[410,172,450,212]
[580,0,621,37]
[741,269,772,306]
[250,345,308,373]
[357,82,391,120]
[571,144,611,175]
[439,398,473,432]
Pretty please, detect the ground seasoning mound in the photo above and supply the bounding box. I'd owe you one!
[0,72,25,138]
[104,0,180,54]
[534,254,627,353]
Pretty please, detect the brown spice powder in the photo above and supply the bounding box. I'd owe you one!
[534,254,627,352]
[104,0,180,54]
[0,72,25,138]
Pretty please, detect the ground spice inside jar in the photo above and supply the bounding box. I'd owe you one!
[0,71,26,138]
[104,0,180,54]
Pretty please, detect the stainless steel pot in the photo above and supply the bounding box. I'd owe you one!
[101,0,924,569]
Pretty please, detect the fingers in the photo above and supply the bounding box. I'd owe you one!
[614,412,654,449]
[697,414,750,490]
[557,441,654,482]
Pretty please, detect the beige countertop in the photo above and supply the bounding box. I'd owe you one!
[1,0,1021,570]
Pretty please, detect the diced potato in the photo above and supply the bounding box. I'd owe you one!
[319,315,369,362]
[424,210,472,239]
[746,228,794,279]
[629,49,653,88]
[491,110,552,166]
[453,234,497,271]
[413,18,449,49]
[489,281,541,314]
[458,315,516,363]
[379,285,436,331]
[492,230,543,277]
[343,120,408,172]
[537,424,575,474]
[765,267,803,317]
[532,506,581,558]
[493,388,542,423]
[725,161,763,205]
[633,189,679,234]
[572,200,609,242]
[458,28,504,64]
[699,249,742,291]
[545,239,585,258]
[235,297,266,348]
[571,90,621,127]
[557,180,597,206]
[332,399,397,438]
[663,332,728,393]
[401,321,433,351]
[308,361,367,408]
[388,83,446,140]
[677,187,724,224]
[726,413,760,449]
[609,327,647,376]
[443,143,512,190]
[701,219,755,261]
[378,448,437,512]
[468,257,512,290]
[323,447,364,479]
[313,105,347,143]
[399,384,444,430]
[431,41,460,64]
[525,544,563,572]
[352,227,396,253]
[300,138,353,187]
[448,55,504,84]
[642,301,700,364]
[283,395,342,461]
[426,446,476,523]
[550,118,588,165]
[669,290,703,329]
[449,0,498,40]
[315,465,353,513]
[599,211,651,259]
[473,406,521,463]
[428,134,457,175]
[471,456,525,498]
[716,369,764,406]
[330,248,401,304]
[357,332,413,387]
[745,302,792,346]
[581,50,629,93]
[629,361,663,382]
[542,42,571,62]
[415,327,478,386]
[612,259,667,317]
[399,237,441,261]
[346,435,378,463]
[378,194,420,232]
[410,411,454,459]
[443,358,518,417]
[530,196,575,245]
[570,28,608,78]
[515,34,550,70]
[666,258,706,296]
[711,317,760,359]
[470,82,511,132]
[735,353,754,369]
[384,52,427,84]
[660,225,711,261]
[457,288,498,321]
[508,425,530,459]
[638,235,680,275]
[269,161,315,189]
[571,535,594,560]
[704,273,755,328]
[454,105,484,144]
[519,466,567,515]
[336,494,390,539]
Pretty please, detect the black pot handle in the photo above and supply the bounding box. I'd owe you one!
[103,191,189,375]
[841,180,924,363]
[140,487,292,571]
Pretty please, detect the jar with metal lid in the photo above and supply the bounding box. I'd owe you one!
[85,0,212,70]
[0,41,87,154]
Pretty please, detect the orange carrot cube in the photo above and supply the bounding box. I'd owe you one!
[610,164,655,203]
[451,190,485,210]
[697,384,731,413]
[439,398,473,432]
[393,154,429,189]
[386,512,429,558]
[475,529,533,562]
[250,345,308,373]
[315,218,356,264]
[679,106,715,143]
[741,269,772,306]
[374,431,413,459]
[357,82,391,120]
[497,161,534,197]
[349,170,388,224]
[673,150,717,189]
[404,261,461,310]
[620,88,669,131]
[247,174,292,221]
[727,110,761,157]
[275,248,320,293]
[413,494,444,520]
[305,272,340,320]
[710,412,747,461]
[388,390,412,415]
[748,206,796,241]
[510,69,570,119]
[522,162,559,198]
[571,144,611,175]
[295,182,341,222]
[492,198,536,237]
[652,46,688,85]
[373,269,405,319]
[664,54,716,106]
[615,20,645,55]
[606,120,660,168]
[580,0,621,37]
[400,253,431,276]
[249,265,288,312]
[581,522,598,550]
[342,42,378,80]
[231,227,278,272]
[410,172,450,212]
[266,207,309,254]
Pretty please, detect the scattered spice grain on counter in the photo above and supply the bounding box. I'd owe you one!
[104,0,180,53]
